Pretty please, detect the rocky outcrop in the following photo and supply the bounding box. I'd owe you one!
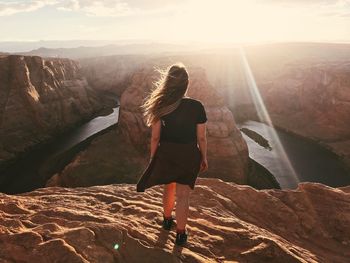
[249,62,350,168]
[0,55,104,165]
[1,178,350,262]
[118,66,249,184]
[48,66,249,188]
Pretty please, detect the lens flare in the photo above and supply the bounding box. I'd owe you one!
[239,47,300,188]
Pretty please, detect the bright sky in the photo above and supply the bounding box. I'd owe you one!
[0,0,350,43]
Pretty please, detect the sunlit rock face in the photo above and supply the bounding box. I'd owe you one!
[0,55,104,163]
[249,61,350,167]
[119,66,249,184]
[1,178,350,262]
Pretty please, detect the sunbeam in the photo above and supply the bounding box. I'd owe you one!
[238,47,300,188]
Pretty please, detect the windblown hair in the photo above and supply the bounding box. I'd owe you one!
[141,62,189,127]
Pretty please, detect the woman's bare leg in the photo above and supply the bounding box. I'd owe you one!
[163,182,176,218]
[175,183,191,232]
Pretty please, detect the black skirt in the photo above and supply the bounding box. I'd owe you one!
[136,140,202,192]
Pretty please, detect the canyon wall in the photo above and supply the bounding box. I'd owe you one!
[197,45,350,170]
[0,55,105,165]
[248,60,350,168]
[1,178,350,262]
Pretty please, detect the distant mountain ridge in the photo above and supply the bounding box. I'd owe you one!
[13,43,196,59]
[0,39,153,52]
[3,41,350,60]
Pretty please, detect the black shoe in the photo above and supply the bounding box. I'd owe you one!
[175,232,188,246]
[162,216,174,230]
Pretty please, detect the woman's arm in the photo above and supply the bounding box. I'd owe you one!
[150,119,161,161]
[197,123,207,159]
[196,123,208,172]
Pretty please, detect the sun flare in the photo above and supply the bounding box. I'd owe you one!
[153,0,345,43]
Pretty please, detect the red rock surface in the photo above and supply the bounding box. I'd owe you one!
[118,66,249,184]
[0,55,104,163]
[1,178,350,262]
[250,62,350,167]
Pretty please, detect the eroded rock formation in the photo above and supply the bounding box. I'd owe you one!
[1,178,349,262]
[118,66,249,184]
[0,55,104,164]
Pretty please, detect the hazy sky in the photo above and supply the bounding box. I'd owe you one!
[0,0,350,43]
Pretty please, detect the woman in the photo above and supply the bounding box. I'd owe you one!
[136,62,208,246]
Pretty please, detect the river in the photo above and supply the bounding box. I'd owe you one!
[2,109,349,193]
[239,120,350,189]
[0,106,119,194]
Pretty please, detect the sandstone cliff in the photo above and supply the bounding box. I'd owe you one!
[1,178,349,262]
[0,55,105,165]
[118,66,249,184]
[249,61,350,168]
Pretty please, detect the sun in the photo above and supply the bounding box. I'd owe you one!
[158,0,315,43]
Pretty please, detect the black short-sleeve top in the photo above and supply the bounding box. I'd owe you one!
[160,97,207,144]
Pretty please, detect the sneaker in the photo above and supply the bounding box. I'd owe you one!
[175,232,188,246]
[162,216,174,230]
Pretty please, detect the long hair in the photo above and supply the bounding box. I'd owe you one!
[141,62,189,127]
